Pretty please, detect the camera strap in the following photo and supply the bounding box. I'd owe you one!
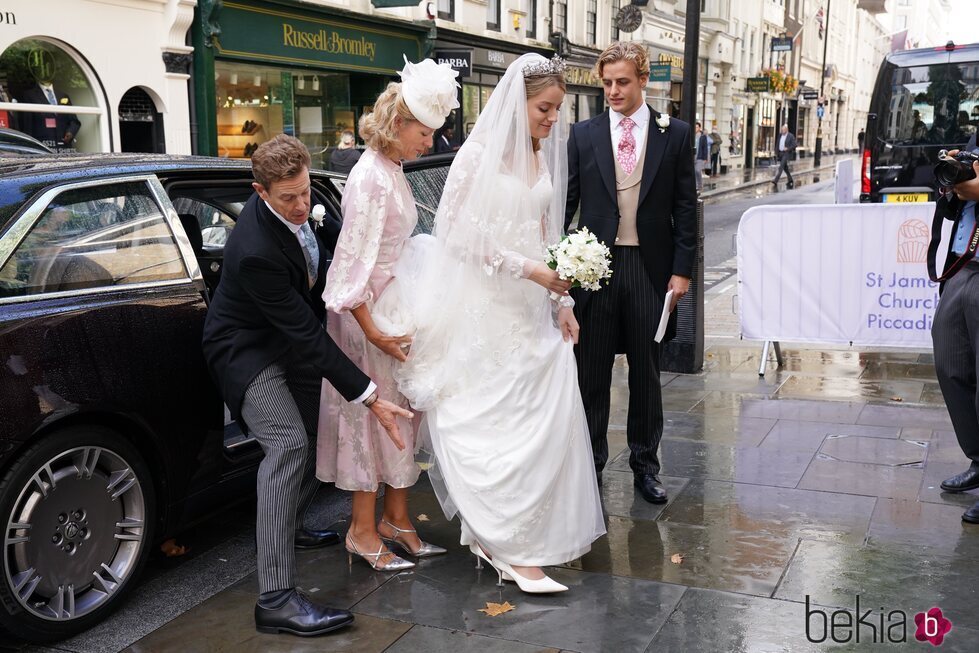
[928,199,978,282]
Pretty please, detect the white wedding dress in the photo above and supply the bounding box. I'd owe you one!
[396,53,605,567]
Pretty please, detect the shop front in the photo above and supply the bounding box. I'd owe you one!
[646,49,685,118]
[432,34,551,140]
[563,62,604,127]
[0,0,195,154]
[193,0,427,169]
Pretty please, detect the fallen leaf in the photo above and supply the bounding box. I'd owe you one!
[478,601,516,616]
[160,538,189,557]
[417,514,430,522]
[670,553,684,565]
[891,396,903,402]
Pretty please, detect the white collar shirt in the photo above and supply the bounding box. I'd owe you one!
[779,133,788,151]
[262,199,377,403]
[610,103,650,158]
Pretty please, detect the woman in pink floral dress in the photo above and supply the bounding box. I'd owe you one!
[317,58,458,571]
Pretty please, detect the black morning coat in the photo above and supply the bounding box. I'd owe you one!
[565,105,698,341]
[202,193,369,428]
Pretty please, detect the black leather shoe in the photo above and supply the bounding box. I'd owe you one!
[255,589,353,636]
[295,528,342,549]
[634,474,668,504]
[941,463,979,493]
[963,500,979,524]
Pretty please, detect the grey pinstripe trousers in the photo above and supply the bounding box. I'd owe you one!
[240,359,323,594]
[933,263,979,463]
[574,246,664,476]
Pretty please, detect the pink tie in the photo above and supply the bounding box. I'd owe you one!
[617,117,637,175]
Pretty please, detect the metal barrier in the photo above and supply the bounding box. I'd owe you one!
[661,198,705,373]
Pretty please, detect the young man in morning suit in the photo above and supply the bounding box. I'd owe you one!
[566,42,697,504]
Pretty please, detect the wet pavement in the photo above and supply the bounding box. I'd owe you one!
[11,339,975,652]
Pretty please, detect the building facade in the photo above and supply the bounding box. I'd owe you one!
[0,0,195,154]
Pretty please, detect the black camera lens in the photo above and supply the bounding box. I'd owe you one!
[935,150,979,187]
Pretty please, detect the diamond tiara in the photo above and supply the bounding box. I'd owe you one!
[522,56,567,78]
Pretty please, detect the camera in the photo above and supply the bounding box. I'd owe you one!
[935,149,979,187]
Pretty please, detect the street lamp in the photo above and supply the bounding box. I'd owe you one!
[814,0,831,168]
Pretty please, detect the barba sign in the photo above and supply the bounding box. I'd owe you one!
[282,24,376,62]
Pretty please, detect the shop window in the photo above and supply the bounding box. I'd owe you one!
[215,62,359,171]
[0,38,104,152]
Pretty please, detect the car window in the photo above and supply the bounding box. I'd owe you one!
[0,181,188,298]
[171,197,237,249]
[403,165,450,236]
[881,63,979,145]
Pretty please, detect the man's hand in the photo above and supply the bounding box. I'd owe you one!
[557,306,579,343]
[529,263,573,295]
[667,275,690,311]
[949,149,979,201]
[367,398,413,450]
[369,333,412,362]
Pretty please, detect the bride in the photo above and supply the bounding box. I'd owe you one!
[397,53,605,593]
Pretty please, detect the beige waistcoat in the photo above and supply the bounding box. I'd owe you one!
[613,123,649,246]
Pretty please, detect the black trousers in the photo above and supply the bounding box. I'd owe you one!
[933,264,979,464]
[773,152,793,184]
[574,246,663,476]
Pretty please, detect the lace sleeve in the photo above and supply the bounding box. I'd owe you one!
[323,165,390,312]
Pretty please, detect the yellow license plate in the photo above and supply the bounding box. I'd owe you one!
[884,193,929,203]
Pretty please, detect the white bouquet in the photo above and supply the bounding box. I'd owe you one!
[545,227,613,291]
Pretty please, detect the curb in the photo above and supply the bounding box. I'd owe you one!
[701,160,844,200]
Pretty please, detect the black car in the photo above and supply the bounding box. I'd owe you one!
[0,127,54,156]
[861,41,979,203]
[0,151,451,642]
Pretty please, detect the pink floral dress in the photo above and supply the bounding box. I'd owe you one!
[316,148,421,491]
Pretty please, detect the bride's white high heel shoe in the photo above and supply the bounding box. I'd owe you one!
[470,544,568,593]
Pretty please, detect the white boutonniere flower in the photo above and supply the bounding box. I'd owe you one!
[310,204,325,227]
[655,114,670,134]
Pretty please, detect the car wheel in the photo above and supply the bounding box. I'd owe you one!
[0,426,155,643]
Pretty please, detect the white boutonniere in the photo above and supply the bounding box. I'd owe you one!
[310,204,325,227]
[655,114,670,134]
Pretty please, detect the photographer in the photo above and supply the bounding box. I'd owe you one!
[932,134,979,524]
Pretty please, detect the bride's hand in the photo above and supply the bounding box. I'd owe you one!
[529,263,572,294]
[369,333,413,362]
[558,306,579,344]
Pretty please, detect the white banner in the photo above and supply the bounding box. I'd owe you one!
[737,203,950,348]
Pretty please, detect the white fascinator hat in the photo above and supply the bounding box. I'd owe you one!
[399,55,461,130]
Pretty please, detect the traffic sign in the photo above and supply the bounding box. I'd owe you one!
[816,105,825,119]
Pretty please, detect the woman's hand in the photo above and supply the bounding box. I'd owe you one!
[529,262,572,295]
[558,306,579,344]
[369,333,413,362]
[367,398,413,450]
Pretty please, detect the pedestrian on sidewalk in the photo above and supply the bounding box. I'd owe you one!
[932,134,979,524]
[709,122,722,175]
[772,124,796,188]
[202,134,412,637]
[695,122,709,192]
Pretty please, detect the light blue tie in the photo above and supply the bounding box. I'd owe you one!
[298,223,319,287]
[43,87,57,105]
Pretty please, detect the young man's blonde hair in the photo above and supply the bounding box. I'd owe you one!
[596,41,650,79]
[251,134,311,189]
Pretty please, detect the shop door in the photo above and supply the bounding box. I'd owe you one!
[119,87,164,153]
